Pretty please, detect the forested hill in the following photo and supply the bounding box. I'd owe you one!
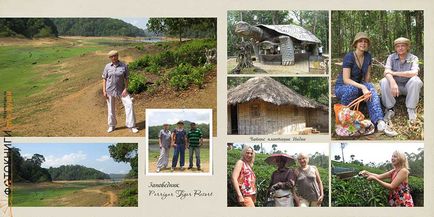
[0,18,58,38]
[52,18,145,37]
[48,165,111,181]
[0,18,145,38]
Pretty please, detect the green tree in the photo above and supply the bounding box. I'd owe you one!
[147,18,216,42]
[109,143,138,178]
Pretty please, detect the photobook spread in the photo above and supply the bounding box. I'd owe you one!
[0,1,432,217]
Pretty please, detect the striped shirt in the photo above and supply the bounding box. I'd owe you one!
[187,128,203,147]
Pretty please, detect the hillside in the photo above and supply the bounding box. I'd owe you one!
[48,165,110,181]
[0,18,58,38]
[52,18,145,37]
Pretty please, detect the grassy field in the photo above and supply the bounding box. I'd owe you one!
[148,139,210,173]
[11,180,137,207]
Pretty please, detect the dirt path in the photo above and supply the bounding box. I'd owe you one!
[82,188,118,207]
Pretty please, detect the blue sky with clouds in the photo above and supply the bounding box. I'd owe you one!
[147,109,212,126]
[13,143,132,174]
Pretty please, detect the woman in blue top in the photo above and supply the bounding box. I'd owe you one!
[335,32,386,132]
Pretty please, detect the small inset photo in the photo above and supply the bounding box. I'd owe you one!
[227,143,329,207]
[10,142,138,207]
[146,109,212,176]
[331,11,424,140]
[331,142,424,207]
[227,76,329,135]
[227,10,329,75]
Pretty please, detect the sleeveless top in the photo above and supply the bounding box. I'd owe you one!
[296,165,320,201]
[388,169,414,207]
[238,161,256,196]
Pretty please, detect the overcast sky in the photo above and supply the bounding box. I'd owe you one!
[147,109,211,126]
[331,142,424,164]
[233,143,329,157]
[117,18,149,30]
[14,143,132,174]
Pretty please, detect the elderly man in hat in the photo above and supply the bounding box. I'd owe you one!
[171,120,188,171]
[156,123,171,172]
[380,37,423,123]
[102,50,138,133]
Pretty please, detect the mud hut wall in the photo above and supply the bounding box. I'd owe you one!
[227,105,232,134]
[237,100,306,135]
[306,109,329,132]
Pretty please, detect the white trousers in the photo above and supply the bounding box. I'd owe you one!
[106,95,136,128]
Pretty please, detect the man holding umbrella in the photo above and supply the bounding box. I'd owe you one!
[266,154,300,207]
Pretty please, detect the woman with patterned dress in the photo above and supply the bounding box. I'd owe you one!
[294,153,324,207]
[231,145,257,207]
[361,150,414,207]
[334,32,386,132]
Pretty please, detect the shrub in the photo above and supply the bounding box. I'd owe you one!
[128,55,152,70]
[127,72,147,94]
[118,180,138,207]
[144,64,161,74]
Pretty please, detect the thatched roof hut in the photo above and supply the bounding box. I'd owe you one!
[227,77,328,135]
[228,76,327,111]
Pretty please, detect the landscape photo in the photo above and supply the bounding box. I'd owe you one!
[146,109,212,175]
[10,142,138,207]
[0,17,217,136]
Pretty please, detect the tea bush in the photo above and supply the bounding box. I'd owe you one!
[227,149,329,207]
[169,63,212,90]
[127,72,147,94]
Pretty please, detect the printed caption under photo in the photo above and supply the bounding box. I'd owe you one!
[250,136,307,142]
[148,182,213,200]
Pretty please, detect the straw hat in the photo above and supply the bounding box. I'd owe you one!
[394,37,410,47]
[352,32,370,48]
[107,50,119,57]
[265,154,295,166]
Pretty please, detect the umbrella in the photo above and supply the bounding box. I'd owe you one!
[265,154,295,166]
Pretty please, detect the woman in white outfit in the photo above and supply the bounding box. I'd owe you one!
[102,50,138,133]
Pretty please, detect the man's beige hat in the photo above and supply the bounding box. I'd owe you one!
[108,50,119,57]
[352,32,371,48]
[394,37,410,47]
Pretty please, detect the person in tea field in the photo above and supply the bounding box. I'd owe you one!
[102,50,139,134]
[294,153,324,207]
[334,32,386,133]
[231,145,257,207]
[360,150,414,207]
[266,154,299,207]
[380,37,423,124]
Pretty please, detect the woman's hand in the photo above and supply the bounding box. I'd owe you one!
[359,170,369,177]
[361,86,371,101]
[121,88,128,97]
[103,91,108,99]
[237,195,245,204]
[367,175,377,181]
[318,195,324,204]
